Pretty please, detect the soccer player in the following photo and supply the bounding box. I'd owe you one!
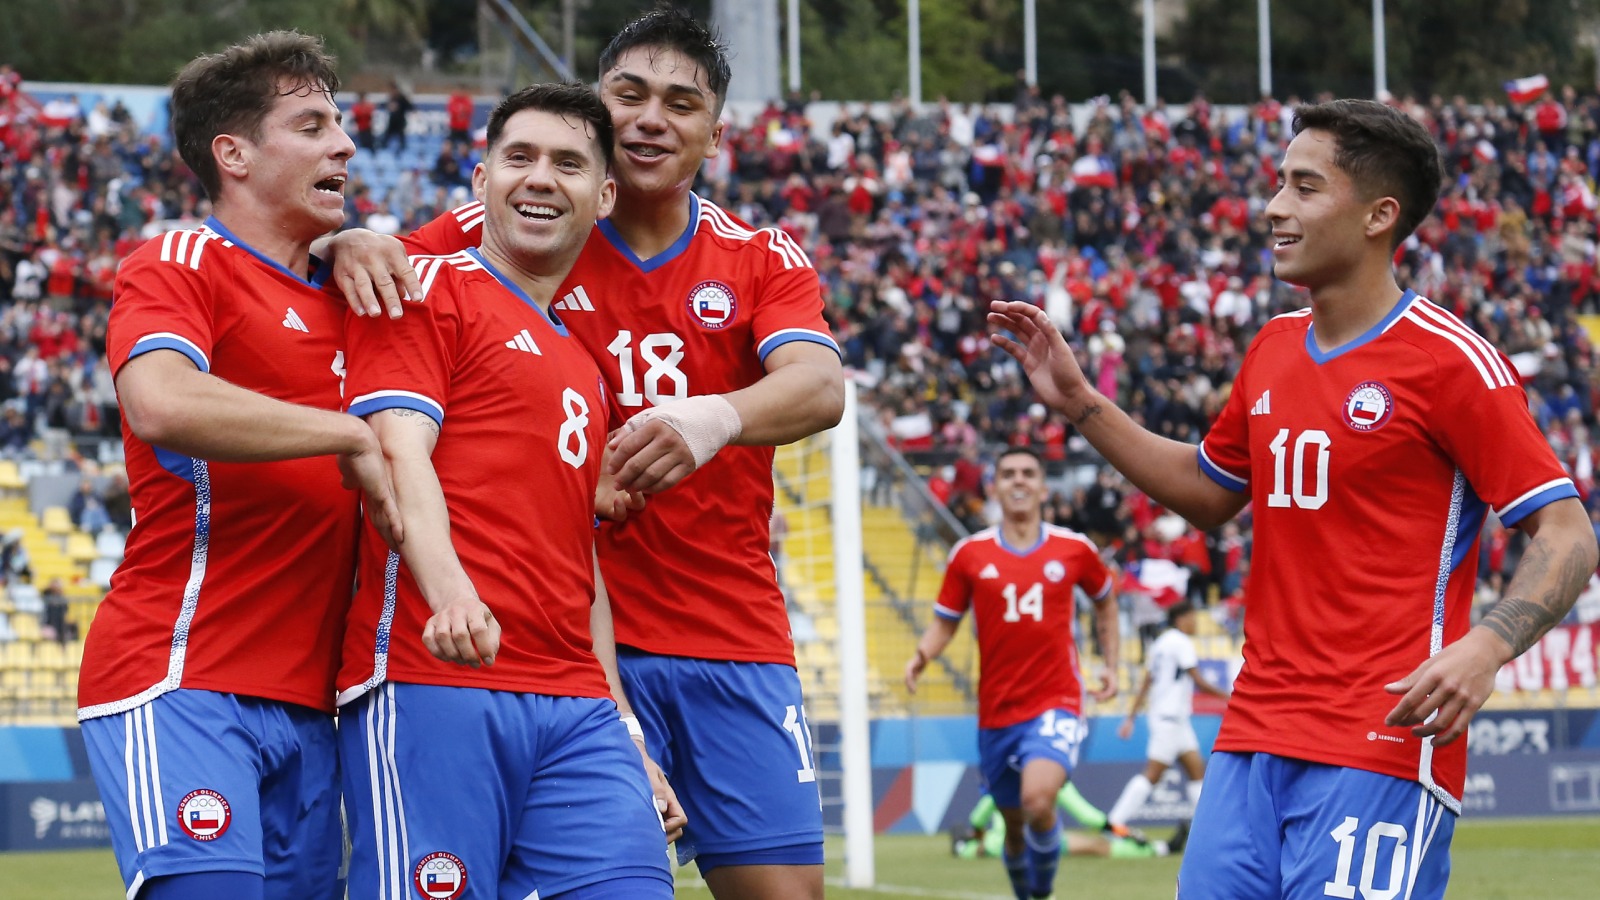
[329,10,845,898]
[952,786,1187,861]
[905,446,1120,900]
[335,83,672,900]
[988,99,1599,899]
[1107,601,1230,832]
[74,31,399,900]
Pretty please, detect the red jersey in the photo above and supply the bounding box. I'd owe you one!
[79,219,359,718]
[337,249,612,702]
[405,195,840,665]
[1197,291,1578,809]
[933,524,1114,729]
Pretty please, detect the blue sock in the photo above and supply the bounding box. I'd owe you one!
[1025,820,1062,897]
[1001,847,1029,900]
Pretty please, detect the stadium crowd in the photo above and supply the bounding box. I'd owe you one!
[3,60,1600,628]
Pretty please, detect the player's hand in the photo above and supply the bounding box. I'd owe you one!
[607,417,697,495]
[595,433,649,521]
[987,300,1092,414]
[1383,627,1504,746]
[421,594,500,667]
[1089,666,1118,703]
[329,228,424,319]
[1116,717,1134,740]
[635,744,687,843]
[338,438,404,550]
[903,650,928,693]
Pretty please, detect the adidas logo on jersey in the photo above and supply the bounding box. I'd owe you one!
[282,308,309,333]
[505,329,542,355]
[1250,390,1271,416]
[978,563,1000,580]
[552,285,595,312]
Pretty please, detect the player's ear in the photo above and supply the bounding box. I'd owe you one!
[471,162,487,203]
[705,115,725,161]
[597,175,616,221]
[1365,195,1401,242]
[212,133,249,183]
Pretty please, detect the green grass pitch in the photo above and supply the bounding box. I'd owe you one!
[4,818,1597,898]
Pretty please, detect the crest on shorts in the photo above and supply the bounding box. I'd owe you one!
[1343,381,1394,432]
[686,280,738,329]
[175,789,231,841]
[414,851,467,899]
[1043,560,1066,583]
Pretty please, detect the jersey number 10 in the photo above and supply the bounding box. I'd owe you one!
[1267,428,1330,510]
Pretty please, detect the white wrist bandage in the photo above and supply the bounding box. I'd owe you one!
[623,394,743,469]
[621,715,644,740]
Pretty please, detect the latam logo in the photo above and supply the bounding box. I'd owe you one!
[414,851,468,899]
[176,789,231,841]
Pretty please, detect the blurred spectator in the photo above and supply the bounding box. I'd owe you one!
[381,80,412,153]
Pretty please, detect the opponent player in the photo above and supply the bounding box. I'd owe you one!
[905,447,1120,900]
[75,31,399,900]
[330,10,844,898]
[988,99,1598,899]
[335,83,672,900]
[952,785,1188,861]
[1107,601,1230,833]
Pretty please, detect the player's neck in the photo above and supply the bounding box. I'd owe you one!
[1000,516,1042,550]
[1306,263,1404,351]
[607,188,694,261]
[477,243,563,311]
[210,205,315,279]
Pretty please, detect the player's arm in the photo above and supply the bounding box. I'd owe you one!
[315,227,430,319]
[590,555,685,841]
[1088,590,1120,702]
[367,408,499,667]
[1187,665,1231,700]
[116,349,400,547]
[1386,496,1596,744]
[904,615,961,693]
[1117,669,1153,740]
[607,342,845,495]
[988,300,1246,529]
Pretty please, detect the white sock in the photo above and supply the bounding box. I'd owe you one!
[1108,774,1154,827]
[1186,778,1204,808]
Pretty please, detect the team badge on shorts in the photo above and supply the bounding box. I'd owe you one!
[1343,381,1394,432]
[686,280,738,329]
[1043,560,1066,582]
[175,789,231,841]
[413,851,467,899]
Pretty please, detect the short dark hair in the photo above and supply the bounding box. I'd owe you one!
[485,82,614,168]
[170,31,341,201]
[1292,99,1443,247]
[1166,600,1196,626]
[995,446,1045,472]
[598,5,731,115]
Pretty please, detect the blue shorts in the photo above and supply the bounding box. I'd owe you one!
[1178,752,1456,900]
[618,650,825,870]
[978,709,1086,808]
[79,689,342,898]
[339,682,671,900]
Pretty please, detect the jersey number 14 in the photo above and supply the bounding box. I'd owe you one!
[1002,583,1045,622]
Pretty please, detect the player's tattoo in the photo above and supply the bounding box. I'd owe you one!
[1481,538,1588,657]
[388,408,441,436]
[1072,403,1102,426]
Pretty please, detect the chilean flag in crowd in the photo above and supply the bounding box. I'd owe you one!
[1505,74,1550,105]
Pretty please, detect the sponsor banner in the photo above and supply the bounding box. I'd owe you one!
[1496,621,1599,692]
[0,780,111,851]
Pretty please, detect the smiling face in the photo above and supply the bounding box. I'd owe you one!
[226,80,353,240]
[993,451,1048,521]
[474,107,615,276]
[600,45,723,202]
[1263,128,1392,290]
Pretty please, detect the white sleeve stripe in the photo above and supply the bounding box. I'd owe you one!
[758,328,840,355]
[1401,311,1500,389]
[132,333,210,371]
[933,603,965,619]
[1495,478,1576,518]
[349,390,444,418]
[1412,301,1515,386]
[700,205,813,270]
[1198,444,1248,488]
[1381,295,1419,334]
[451,202,484,222]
